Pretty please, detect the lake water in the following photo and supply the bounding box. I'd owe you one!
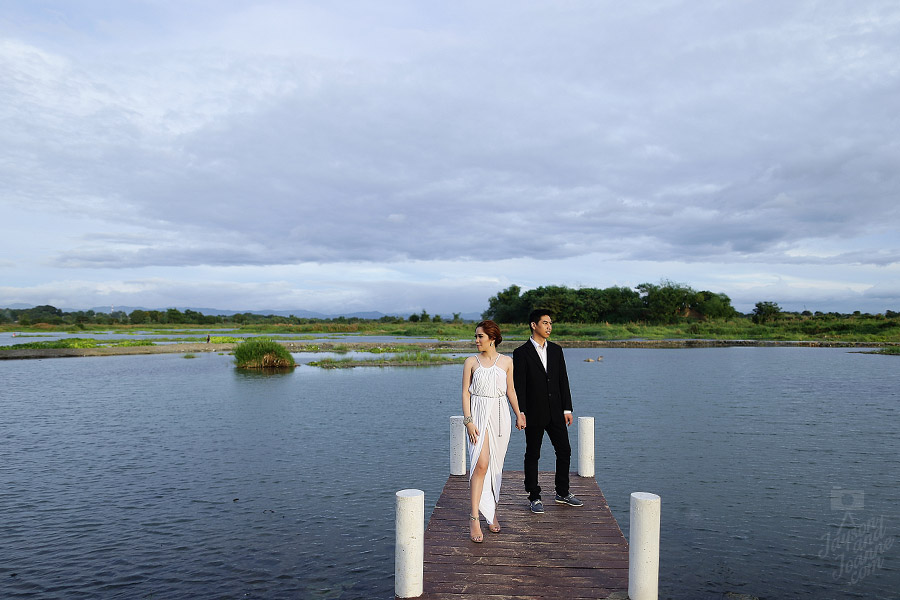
[1,347,897,599]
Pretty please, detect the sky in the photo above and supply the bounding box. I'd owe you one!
[2,1,899,317]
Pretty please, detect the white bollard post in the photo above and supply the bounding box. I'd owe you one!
[577,416,595,477]
[395,489,424,598]
[450,415,466,476]
[629,492,661,600]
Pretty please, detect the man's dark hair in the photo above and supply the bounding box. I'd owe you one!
[528,309,552,325]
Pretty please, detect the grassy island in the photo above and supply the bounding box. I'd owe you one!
[308,351,465,369]
[871,346,900,356]
[233,338,295,369]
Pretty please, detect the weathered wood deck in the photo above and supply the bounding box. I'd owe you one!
[419,471,629,599]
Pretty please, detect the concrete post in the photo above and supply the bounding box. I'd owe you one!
[577,416,595,477]
[450,415,466,476]
[628,492,661,600]
[395,489,424,598]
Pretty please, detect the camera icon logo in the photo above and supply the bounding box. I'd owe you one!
[831,487,864,511]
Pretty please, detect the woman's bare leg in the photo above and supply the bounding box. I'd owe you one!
[469,436,491,542]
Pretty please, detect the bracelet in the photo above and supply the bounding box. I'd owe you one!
[463,416,473,425]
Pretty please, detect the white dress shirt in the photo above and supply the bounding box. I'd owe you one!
[529,336,548,371]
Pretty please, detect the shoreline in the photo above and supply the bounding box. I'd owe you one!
[0,338,894,361]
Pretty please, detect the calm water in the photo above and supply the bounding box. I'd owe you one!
[1,348,897,599]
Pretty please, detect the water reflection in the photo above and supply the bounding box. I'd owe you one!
[233,367,297,379]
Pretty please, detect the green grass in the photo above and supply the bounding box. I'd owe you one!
[5,314,899,343]
[308,357,355,368]
[4,338,101,349]
[364,344,457,354]
[183,353,196,359]
[873,346,900,355]
[110,340,155,347]
[545,317,900,343]
[1,337,156,350]
[233,338,295,368]
[308,351,465,368]
[391,351,461,363]
[208,336,243,343]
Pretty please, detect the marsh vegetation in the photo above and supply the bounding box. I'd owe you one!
[233,338,295,369]
[308,351,465,368]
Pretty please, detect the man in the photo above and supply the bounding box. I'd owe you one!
[513,309,583,513]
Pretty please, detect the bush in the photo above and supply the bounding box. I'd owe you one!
[233,338,295,369]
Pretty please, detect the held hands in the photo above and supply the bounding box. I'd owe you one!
[466,422,479,444]
[515,412,526,430]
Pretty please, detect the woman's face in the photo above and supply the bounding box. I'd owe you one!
[474,327,492,352]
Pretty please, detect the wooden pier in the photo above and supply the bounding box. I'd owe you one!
[419,471,629,599]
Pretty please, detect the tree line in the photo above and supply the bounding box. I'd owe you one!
[0,305,413,327]
[482,282,898,324]
[481,281,738,324]
[2,287,895,328]
[0,305,466,327]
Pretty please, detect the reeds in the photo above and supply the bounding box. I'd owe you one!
[233,338,295,369]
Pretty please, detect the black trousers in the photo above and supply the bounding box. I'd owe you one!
[524,417,571,501]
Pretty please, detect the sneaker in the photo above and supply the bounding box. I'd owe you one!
[555,493,583,507]
[530,499,544,513]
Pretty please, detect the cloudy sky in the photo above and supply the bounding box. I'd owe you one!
[2,1,898,316]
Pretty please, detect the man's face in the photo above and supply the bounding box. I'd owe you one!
[531,315,552,340]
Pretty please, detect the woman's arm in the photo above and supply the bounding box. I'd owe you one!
[461,357,479,443]
[504,356,526,430]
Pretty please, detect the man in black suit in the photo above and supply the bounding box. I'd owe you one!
[513,309,583,513]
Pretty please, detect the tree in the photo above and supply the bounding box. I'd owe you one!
[408,313,420,322]
[636,280,695,323]
[166,308,185,324]
[601,286,644,322]
[129,309,149,324]
[520,285,579,322]
[752,301,781,324]
[482,285,527,322]
[27,304,64,324]
[693,291,737,319]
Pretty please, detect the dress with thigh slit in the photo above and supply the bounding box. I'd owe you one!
[467,354,511,525]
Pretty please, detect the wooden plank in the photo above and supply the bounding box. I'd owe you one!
[418,471,629,600]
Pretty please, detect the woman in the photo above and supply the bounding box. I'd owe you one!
[462,320,526,543]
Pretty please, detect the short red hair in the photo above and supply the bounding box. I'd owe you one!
[476,320,503,347]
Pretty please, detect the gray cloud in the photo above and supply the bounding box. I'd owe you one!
[2,1,899,313]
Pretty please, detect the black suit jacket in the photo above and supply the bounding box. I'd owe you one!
[513,339,573,428]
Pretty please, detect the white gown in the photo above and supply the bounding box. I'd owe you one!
[467,354,512,525]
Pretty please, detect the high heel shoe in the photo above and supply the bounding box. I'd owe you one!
[469,515,483,543]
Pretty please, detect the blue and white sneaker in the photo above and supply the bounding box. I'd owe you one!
[530,499,544,513]
[555,493,583,507]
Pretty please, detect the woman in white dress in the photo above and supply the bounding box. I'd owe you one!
[462,320,526,543]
